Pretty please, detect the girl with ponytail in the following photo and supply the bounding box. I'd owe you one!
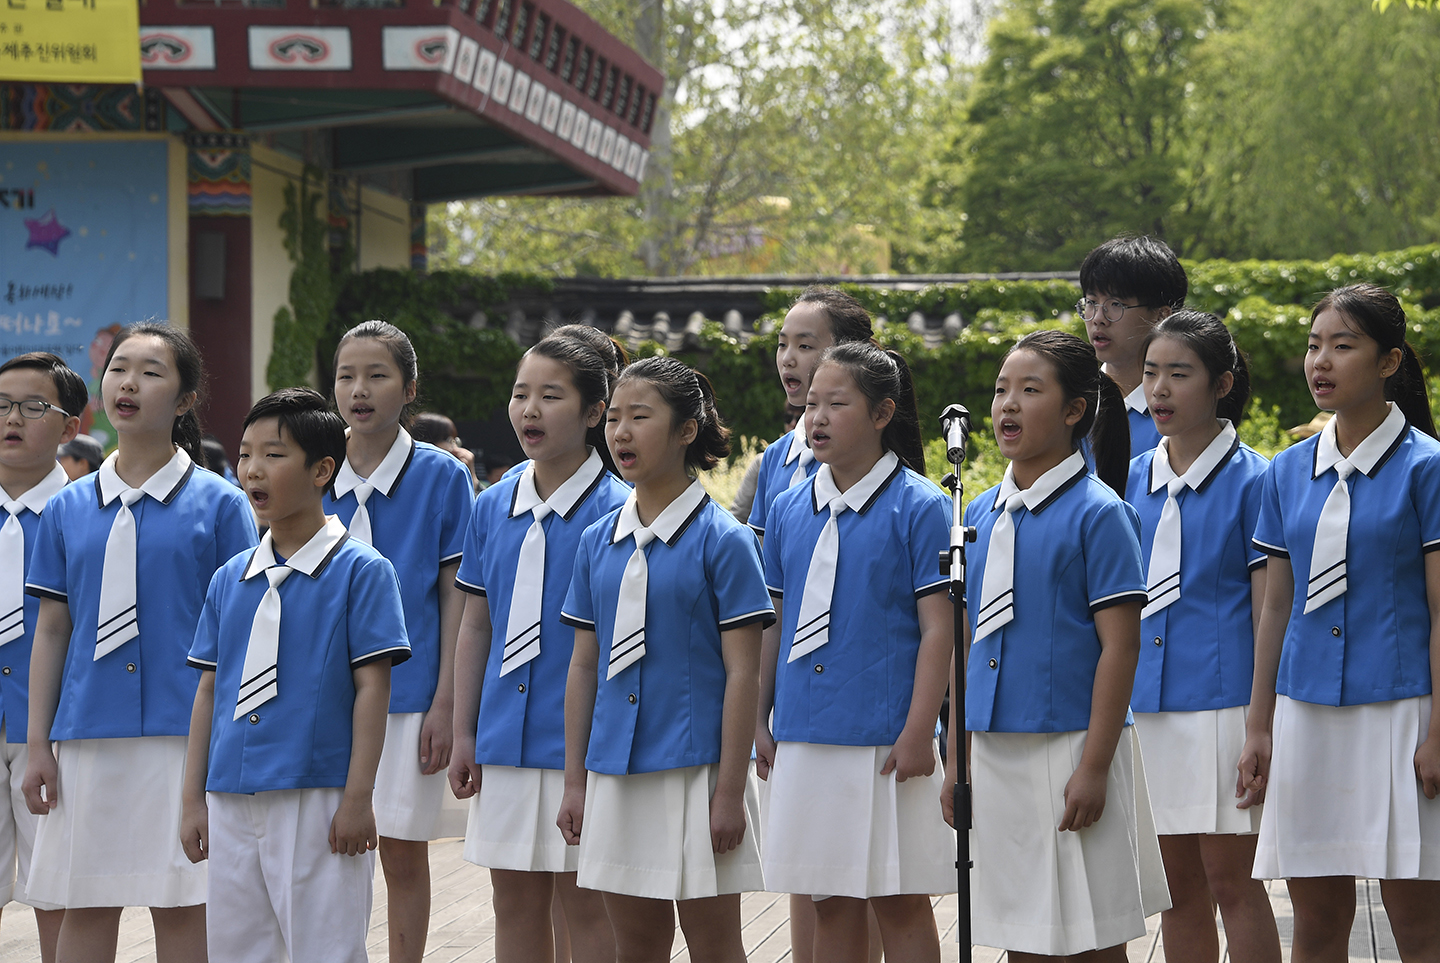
[449,327,630,963]
[557,357,774,961]
[1238,284,1440,958]
[757,341,955,961]
[23,322,257,959]
[947,329,1167,959]
[1126,311,1281,963]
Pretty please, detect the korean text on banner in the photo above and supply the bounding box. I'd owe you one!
[0,0,142,85]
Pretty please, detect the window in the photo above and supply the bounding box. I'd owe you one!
[474,0,494,24]
[600,65,617,110]
[614,74,631,117]
[544,25,564,71]
[573,46,592,91]
[528,13,548,59]
[494,0,514,38]
[511,1,532,47]
[640,91,655,133]
[559,35,578,81]
[587,56,605,99]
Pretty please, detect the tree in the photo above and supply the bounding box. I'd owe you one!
[914,0,1217,272]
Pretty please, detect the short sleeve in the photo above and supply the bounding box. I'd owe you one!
[24,502,68,602]
[1251,462,1287,557]
[348,556,411,666]
[438,460,473,565]
[187,570,223,670]
[454,495,488,595]
[560,526,597,629]
[1417,448,1440,553]
[214,488,260,566]
[747,448,773,533]
[710,523,776,630]
[1083,498,1147,613]
[908,487,950,599]
[1241,466,1268,570]
[762,500,785,598]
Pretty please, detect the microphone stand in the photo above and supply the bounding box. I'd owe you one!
[938,403,975,957]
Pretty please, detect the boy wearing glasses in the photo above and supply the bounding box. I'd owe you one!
[0,352,86,957]
[1077,235,1189,456]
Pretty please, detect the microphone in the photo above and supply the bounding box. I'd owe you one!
[939,404,971,466]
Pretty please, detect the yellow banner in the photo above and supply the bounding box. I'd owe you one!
[0,0,141,85]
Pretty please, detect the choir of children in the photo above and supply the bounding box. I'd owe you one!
[1,235,1435,963]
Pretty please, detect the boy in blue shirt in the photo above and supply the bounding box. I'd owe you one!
[180,388,410,963]
[0,353,85,958]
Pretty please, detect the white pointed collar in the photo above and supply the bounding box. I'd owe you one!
[993,449,1088,515]
[811,450,900,515]
[612,478,709,548]
[243,516,349,581]
[96,447,193,508]
[1149,421,1238,495]
[1123,382,1149,415]
[1313,403,1406,480]
[4,462,69,514]
[333,427,413,501]
[783,420,810,467]
[511,448,606,521]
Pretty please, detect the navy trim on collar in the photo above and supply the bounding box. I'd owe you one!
[661,492,709,546]
[384,440,417,498]
[1193,435,1241,494]
[93,458,195,508]
[1015,460,1088,517]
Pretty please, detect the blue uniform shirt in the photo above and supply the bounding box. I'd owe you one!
[764,453,950,747]
[746,425,819,535]
[190,518,411,794]
[1126,426,1269,712]
[25,449,257,740]
[1252,404,1440,707]
[0,463,69,744]
[964,451,1147,733]
[326,429,473,713]
[455,450,629,770]
[562,481,775,775]
[1123,383,1162,458]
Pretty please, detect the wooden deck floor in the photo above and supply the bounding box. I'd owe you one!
[0,839,1397,962]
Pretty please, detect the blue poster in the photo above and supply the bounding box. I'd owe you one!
[0,138,170,447]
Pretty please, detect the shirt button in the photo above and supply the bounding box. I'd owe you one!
[248,714,260,724]
[1153,637,1163,647]
[1,667,9,676]
[987,658,997,669]
[1331,626,1342,637]
[517,683,525,693]
[814,664,824,674]
[126,662,137,673]
[627,693,637,705]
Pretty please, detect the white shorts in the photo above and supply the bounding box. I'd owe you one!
[463,766,576,873]
[1254,694,1440,880]
[577,764,763,901]
[970,727,1170,955]
[761,742,956,899]
[0,731,43,906]
[27,736,206,908]
[373,711,449,841]
[206,788,374,963]
[1133,706,1261,836]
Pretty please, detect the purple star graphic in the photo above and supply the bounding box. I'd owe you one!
[24,209,72,257]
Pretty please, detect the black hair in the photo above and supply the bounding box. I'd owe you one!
[410,412,457,445]
[1007,330,1131,495]
[815,342,926,475]
[0,351,88,417]
[615,356,730,472]
[242,387,348,496]
[1078,235,1188,311]
[103,322,207,464]
[1142,310,1252,425]
[200,435,232,477]
[1311,284,1437,439]
[334,320,419,427]
[792,286,876,345]
[526,324,630,475]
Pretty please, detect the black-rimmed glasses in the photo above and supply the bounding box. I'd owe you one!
[0,398,65,420]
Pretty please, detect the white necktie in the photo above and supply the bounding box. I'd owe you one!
[1141,476,1186,620]
[500,502,553,676]
[235,565,291,719]
[789,447,815,488]
[1305,460,1353,614]
[974,490,1026,642]
[787,495,844,662]
[348,482,376,546]
[608,526,656,680]
[96,488,145,659]
[0,502,25,645]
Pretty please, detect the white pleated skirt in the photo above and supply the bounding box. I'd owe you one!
[373,711,450,841]
[463,765,577,873]
[1133,707,1261,836]
[761,742,957,900]
[27,736,207,909]
[970,727,1170,955]
[577,764,763,901]
[1254,694,1440,880]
